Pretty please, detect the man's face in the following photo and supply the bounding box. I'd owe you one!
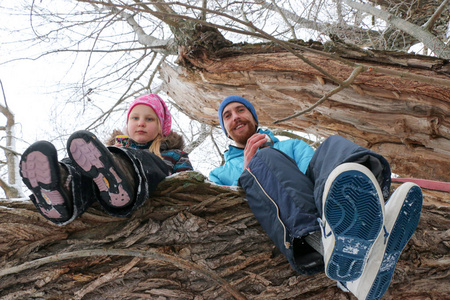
[222,102,257,147]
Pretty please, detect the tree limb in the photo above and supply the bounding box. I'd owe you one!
[343,0,450,59]
[0,248,246,300]
[273,66,365,123]
[422,0,450,31]
[80,0,450,88]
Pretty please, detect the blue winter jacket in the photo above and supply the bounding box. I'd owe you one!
[209,129,315,186]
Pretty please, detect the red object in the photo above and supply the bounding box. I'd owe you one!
[392,178,450,192]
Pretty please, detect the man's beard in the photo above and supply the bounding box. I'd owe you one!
[231,125,257,147]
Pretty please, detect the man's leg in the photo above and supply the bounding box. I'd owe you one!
[319,162,385,282]
[306,135,391,281]
[307,135,391,214]
[343,182,423,300]
[308,135,423,299]
[239,147,323,275]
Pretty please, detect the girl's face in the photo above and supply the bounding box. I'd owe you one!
[127,104,160,144]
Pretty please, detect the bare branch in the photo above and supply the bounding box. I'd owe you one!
[343,0,450,59]
[200,0,207,21]
[133,0,180,27]
[0,145,22,157]
[184,123,211,153]
[423,0,450,31]
[270,0,297,39]
[85,53,166,130]
[117,5,176,53]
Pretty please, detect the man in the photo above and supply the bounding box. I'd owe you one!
[209,95,423,300]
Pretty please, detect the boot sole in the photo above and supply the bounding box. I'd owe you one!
[19,141,72,222]
[361,183,423,300]
[322,163,384,282]
[67,131,133,208]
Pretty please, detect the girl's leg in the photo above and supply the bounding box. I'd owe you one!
[105,146,169,217]
[20,141,95,225]
[67,130,169,217]
[67,130,136,211]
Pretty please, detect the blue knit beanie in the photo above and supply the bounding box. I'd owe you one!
[218,95,258,138]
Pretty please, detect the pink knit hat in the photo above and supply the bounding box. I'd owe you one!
[126,94,172,136]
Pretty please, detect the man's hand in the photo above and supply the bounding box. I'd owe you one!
[244,133,269,169]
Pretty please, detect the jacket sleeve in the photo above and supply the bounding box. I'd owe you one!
[286,139,315,174]
[209,165,241,186]
[173,151,194,173]
[161,150,194,174]
[209,168,224,185]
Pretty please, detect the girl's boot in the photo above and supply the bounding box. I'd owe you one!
[108,145,170,216]
[19,141,96,225]
[67,130,169,217]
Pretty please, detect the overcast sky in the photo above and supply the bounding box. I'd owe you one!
[1,2,227,197]
[1,3,65,153]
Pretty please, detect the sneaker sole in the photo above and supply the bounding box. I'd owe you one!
[323,163,384,282]
[20,141,71,221]
[361,183,423,300]
[67,131,133,208]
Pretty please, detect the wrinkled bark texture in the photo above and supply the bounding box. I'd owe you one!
[161,38,450,182]
[2,27,449,300]
[0,172,449,299]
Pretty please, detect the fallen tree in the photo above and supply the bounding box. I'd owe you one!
[161,37,450,182]
[1,172,448,299]
[2,3,449,299]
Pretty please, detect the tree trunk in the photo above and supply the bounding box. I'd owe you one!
[160,39,449,182]
[0,172,448,299]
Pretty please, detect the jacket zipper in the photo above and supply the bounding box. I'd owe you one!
[246,169,291,249]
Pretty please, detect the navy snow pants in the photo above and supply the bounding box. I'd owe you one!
[106,146,170,217]
[238,135,391,275]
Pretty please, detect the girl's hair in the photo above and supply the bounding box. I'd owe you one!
[149,134,164,158]
[147,118,164,158]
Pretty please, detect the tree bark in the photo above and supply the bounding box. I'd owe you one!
[160,39,450,182]
[0,172,448,299]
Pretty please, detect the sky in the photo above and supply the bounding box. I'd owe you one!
[1,4,63,147]
[2,57,58,144]
[0,3,222,198]
[0,3,64,198]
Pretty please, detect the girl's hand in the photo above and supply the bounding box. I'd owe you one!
[244,133,268,169]
[115,136,129,147]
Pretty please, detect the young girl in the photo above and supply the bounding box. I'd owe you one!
[19,94,193,225]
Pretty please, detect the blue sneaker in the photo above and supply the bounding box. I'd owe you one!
[320,163,385,282]
[345,182,423,299]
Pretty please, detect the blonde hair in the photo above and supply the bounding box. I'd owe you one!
[147,118,164,159]
[149,134,164,158]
